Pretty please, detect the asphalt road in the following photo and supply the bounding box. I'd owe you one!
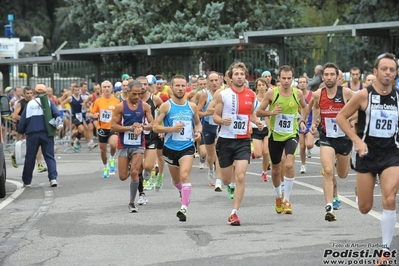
[0,142,397,266]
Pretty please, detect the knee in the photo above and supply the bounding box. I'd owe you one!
[382,195,396,209]
[323,167,334,178]
[130,169,139,179]
[119,174,128,181]
[285,162,294,172]
[235,172,245,183]
[358,203,372,214]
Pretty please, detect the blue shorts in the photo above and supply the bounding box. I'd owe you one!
[202,121,218,145]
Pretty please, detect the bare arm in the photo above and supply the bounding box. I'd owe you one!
[213,92,226,125]
[205,89,221,115]
[60,96,72,109]
[143,103,154,131]
[256,89,275,118]
[310,90,321,134]
[190,102,203,141]
[12,102,22,121]
[83,94,93,113]
[197,92,208,118]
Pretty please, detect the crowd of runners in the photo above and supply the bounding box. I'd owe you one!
[3,53,399,265]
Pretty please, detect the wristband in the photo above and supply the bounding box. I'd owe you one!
[300,120,306,124]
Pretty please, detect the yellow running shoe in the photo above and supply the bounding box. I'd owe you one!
[282,200,292,214]
[275,197,282,214]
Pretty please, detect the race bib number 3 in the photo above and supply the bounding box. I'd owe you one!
[325,117,345,138]
[100,109,112,123]
[229,114,248,134]
[124,132,141,146]
[274,114,294,133]
[172,120,192,141]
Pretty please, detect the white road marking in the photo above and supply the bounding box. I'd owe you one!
[0,180,24,210]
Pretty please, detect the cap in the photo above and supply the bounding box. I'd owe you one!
[35,84,46,94]
[4,87,14,93]
[121,74,130,80]
[146,75,157,85]
[114,81,122,93]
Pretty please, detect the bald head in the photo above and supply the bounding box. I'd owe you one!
[365,74,375,86]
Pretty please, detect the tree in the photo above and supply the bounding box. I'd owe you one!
[62,0,304,47]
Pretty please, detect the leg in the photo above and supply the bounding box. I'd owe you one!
[232,159,249,211]
[205,144,216,186]
[40,133,57,182]
[22,134,40,185]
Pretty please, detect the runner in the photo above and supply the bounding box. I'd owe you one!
[111,80,153,212]
[197,71,222,190]
[153,75,202,222]
[214,62,264,225]
[336,53,398,265]
[251,77,270,182]
[257,65,307,215]
[89,81,121,178]
[309,62,354,222]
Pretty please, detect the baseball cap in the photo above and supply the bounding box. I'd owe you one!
[146,75,157,85]
[114,81,122,93]
[121,74,130,80]
[4,86,14,93]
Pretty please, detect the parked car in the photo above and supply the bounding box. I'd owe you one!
[0,95,10,198]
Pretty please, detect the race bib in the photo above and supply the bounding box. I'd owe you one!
[124,132,141,146]
[369,109,397,138]
[325,117,345,138]
[229,114,248,134]
[100,109,112,123]
[172,120,192,141]
[75,113,82,122]
[274,114,294,133]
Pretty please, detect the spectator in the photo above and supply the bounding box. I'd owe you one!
[304,65,323,92]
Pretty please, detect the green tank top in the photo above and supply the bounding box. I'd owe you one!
[269,87,300,141]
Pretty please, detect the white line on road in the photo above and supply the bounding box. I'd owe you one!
[0,180,24,210]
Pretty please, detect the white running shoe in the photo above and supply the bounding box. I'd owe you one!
[138,194,148,205]
[208,170,215,186]
[307,149,312,158]
[300,165,307,174]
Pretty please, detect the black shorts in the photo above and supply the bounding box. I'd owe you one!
[97,129,118,143]
[268,134,299,164]
[144,131,158,149]
[157,135,164,149]
[319,130,352,156]
[216,137,250,168]
[355,147,399,176]
[72,115,83,127]
[251,127,269,140]
[202,121,218,145]
[163,145,195,167]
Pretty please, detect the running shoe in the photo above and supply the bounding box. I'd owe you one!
[208,170,215,186]
[23,183,31,188]
[128,203,138,213]
[307,149,312,158]
[102,167,110,178]
[300,165,307,174]
[261,172,269,182]
[50,179,58,187]
[138,194,148,205]
[10,154,18,168]
[199,162,205,169]
[155,174,163,191]
[73,141,81,152]
[177,209,187,222]
[325,205,337,222]
[38,164,47,172]
[109,158,116,172]
[228,213,241,226]
[227,184,235,199]
[282,200,292,214]
[214,179,222,192]
[275,197,282,214]
[144,176,155,190]
[333,197,341,210]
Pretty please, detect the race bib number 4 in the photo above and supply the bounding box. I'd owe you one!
[124,132,141,146]
[325,117,345,138]
[274,114,294,133]
[229,114,248,134]
[172,120,192,141]
[100,109,112,123]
